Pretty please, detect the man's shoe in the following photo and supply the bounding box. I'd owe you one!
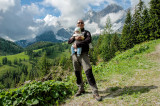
[75,90,85,97]
[93,94,102,101]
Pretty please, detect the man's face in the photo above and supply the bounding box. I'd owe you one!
[77,20,84,29]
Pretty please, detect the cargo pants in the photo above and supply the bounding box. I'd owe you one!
[72,52,98,95]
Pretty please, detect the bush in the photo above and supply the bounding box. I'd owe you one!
[0,80,76,106]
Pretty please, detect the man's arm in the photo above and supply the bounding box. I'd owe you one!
[68,36,75,44]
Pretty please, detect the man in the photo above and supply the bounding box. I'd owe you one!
[68,19,102,101]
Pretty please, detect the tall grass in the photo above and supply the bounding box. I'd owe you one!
[93,39,160,82]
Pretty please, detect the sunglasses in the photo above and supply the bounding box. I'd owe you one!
[77,22,84,24]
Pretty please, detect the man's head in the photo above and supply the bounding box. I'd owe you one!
[77,19,84,29]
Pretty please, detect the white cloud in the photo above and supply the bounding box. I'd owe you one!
[0,0,44,40]
[42,0,118,28]
[44,14,59,27]
[131,0,150,8]
[84,20,101,35]
[0,0,15,13]
[100,10,126,26]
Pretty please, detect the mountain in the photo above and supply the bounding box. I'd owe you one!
[0,37,24,55]
[16,40,33,48]
[56,28,72,41]
[83,4,126,33]
[15,4,126,47]
[98,4,123,17]
[15,31,61,47]
[36,31,60,42]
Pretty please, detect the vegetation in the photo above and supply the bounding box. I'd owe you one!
[25,41,54,50]
[0,81,76,105]
[0,37,23,56]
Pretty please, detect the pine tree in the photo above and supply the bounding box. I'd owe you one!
[2,57,8,65]
[149,0,160,39]
[140,7,150,41]
[131,0,145,44]
[110,33,120,58]
[38,52,50,75]
[100,33,112,61]
[121,9,133,50]
[99,16,113,61]
[14,58,18,65]
[104,16,113,35]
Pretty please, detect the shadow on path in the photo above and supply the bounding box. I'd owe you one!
[99,85,158,100]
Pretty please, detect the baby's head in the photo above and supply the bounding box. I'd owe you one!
[74,27,81,34]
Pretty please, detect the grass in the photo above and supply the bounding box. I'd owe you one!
[64,39,160,105]
[0,52,29,63]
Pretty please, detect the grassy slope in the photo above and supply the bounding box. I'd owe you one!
[63,39,160,106]
[0,46,70,72]
[0,52,29,63]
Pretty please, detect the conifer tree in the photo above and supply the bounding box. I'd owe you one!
[131,0,145,44]
[100,16,113,61]
[149,0,160,39]
[2,57,8,65]
[38,52,50,75]
[121,9,133,50]
[140,7,150,41]
[104,16,113,35]
[110,33,120,58]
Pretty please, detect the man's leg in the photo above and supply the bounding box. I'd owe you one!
[72,54,85,96]
[80,53,102,101]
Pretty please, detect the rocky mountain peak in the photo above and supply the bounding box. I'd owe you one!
[98,4,123,17]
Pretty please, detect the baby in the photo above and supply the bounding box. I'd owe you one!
[71,27,84,56]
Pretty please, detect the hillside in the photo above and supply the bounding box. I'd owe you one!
[63,39,160,105]
[0,37,23,55]
[1,39,160,105]
[0,40,72,88]
[25,41,55,50]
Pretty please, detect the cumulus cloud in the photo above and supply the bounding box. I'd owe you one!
[100,10,126,26]
[0,0,15,13]
[42,0,118,28]
[84,20,101,35]
[0,0,43,41]
[131,0,150,8]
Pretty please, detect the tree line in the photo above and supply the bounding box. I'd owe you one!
[90,0,160,63]
[0,38,23,56]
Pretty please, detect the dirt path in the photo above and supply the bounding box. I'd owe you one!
[148,44,160,63]
[62,44,160,106]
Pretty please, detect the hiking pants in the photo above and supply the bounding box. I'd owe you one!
[72,52,98,94]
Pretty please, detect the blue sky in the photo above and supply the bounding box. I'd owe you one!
[21,0,60,18]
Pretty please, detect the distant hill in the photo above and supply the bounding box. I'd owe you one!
[15,31,62,48]
[0,37,24,55]
[25,41,55,50]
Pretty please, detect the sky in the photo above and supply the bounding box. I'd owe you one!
[0,0,150,41]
